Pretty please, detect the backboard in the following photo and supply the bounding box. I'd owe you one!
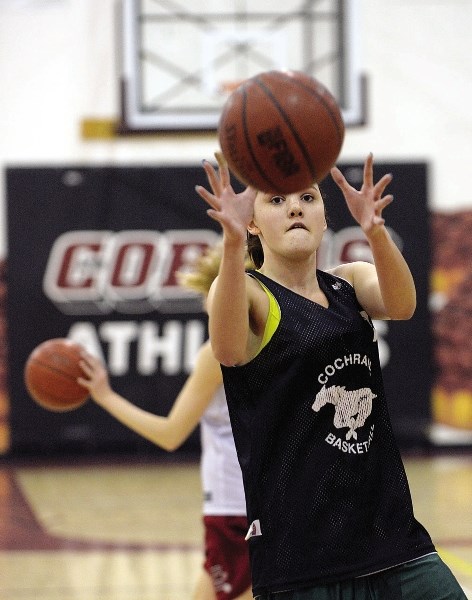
[119,0,366,132]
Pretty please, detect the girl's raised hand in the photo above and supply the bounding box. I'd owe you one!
[196,152,257,244]
[330,153,394,237]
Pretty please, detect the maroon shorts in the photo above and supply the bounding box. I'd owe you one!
[203,515,251,600]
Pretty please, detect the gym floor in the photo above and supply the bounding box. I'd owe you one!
[0,451,471,599]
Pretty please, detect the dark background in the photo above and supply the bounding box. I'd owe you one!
[5,162,431,456]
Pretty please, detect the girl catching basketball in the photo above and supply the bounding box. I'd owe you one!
[195,152,467,599]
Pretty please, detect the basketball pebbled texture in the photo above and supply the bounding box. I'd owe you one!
[218,70,345,193]
[24,338,89,412]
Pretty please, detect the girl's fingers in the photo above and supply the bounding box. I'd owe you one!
[215,151,226,166]
[195,185,220,210]
[330,166,349,191]
[206,208,224,224]
[205,210,237,234]
[363,153,374,188]
[372,215,385,226]
[79,359,90,372]
[215,152,231,188]
[373,173,393,197]
[202,160,223,195]
[376,194,394,212]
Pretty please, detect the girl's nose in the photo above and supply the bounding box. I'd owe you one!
[288,198,303,217]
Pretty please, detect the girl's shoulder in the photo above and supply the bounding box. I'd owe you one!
[326,263,355,284]
[326,261,376,287]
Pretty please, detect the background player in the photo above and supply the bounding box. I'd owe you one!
[78,244,253,600]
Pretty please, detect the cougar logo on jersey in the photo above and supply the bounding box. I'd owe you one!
[312,384,376,441]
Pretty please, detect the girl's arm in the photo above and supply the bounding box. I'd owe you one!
[330,153,416,320]
[196,153,264,366]
[77,341,222,451]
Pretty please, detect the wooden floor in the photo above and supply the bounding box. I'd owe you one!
[0,451,471,599]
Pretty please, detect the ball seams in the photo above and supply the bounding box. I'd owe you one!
[27,357,82,383]
[253,74,318,182]
[241,86,282,191]
[284,74,344,143]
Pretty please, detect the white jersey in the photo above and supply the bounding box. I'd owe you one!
[200,385,247,516]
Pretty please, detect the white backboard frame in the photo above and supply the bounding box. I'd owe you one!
[119,0,366,131]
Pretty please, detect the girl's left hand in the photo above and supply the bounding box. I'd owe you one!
[330,153,393,237]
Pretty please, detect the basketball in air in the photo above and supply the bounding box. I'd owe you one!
[24,338,89,412]
[218,70,345,193]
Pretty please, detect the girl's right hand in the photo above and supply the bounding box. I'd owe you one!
[77,352,112,402]
[195,152,257,244]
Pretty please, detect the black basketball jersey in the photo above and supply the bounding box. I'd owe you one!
[221,269,435,596]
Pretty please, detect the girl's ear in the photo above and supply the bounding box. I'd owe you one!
[247,221,261,235]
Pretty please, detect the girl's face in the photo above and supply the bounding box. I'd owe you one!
[248,185,327,263]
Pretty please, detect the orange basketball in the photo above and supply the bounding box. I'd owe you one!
[218,70,345,193]
[24,338,89,412]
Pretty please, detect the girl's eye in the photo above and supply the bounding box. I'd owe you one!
[301,193,314,202]
[270,196,284,204]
